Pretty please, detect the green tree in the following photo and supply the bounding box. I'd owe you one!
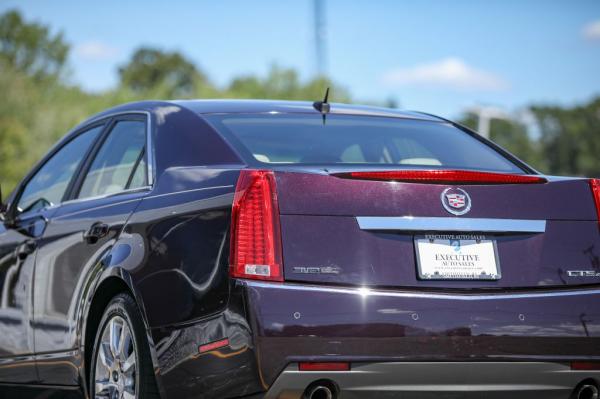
[459,113,543,171]
[0,10,72,194]
[0,13,351,196]
[118,47,210,98]
[0,66,42,193]
[227,65,351,102]
[530,98,600,177]
[0,10,68,80]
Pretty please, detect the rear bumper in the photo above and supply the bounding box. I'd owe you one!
[242,281,600,387]
[265,361,600,399]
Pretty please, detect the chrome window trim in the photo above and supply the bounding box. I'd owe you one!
[61,186,151,206]
[10,110,156,219]
[11,124,108,219]
[356,216,546,233]
[55,197,144,220]
[144,185,234,200]
[82,110,155,188]
[58,110,155,208]
[144,111,155,186]
[61,185,235,208]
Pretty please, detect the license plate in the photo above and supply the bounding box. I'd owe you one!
[415,234,500,280]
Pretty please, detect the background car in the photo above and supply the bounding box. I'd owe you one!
[0,99,599,399]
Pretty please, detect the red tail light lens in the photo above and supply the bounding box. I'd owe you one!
[334,170,547,184]
[230,169,283,282]
[590,179,600,221]
[299,362,351,371]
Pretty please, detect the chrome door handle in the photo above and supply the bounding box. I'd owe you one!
[84,222,109,244]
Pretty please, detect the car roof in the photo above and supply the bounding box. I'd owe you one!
[171,99,444,121]
[83,99,445,123]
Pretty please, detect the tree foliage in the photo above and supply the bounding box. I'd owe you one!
[0,11,353,195]
[530,98,600,177]
[0,10,68,80]
[1,9,599,197]
[118,47,211,98]
[459,113,544,171]
[227,65,350,102]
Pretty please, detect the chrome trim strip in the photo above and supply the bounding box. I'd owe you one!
[54,198,143,220]
[245,281,600,301]
[144,185,234,200]
[11,110,155,217]
[356,216,546,233]
[82,110,155,187]
[58,111,155,209]
[145,111,155,187]
[56,186,233,219]
[61,187,151,206]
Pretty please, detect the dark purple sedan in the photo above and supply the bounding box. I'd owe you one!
[0,100,599,399]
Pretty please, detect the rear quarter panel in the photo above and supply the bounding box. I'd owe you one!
[122,167,269,398]
[125,167,240,329]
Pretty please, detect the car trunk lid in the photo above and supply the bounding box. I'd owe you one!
[275,169,600,289]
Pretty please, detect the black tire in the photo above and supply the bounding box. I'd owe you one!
[90,293,160,399]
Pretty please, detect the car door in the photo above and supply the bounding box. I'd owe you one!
[33,114,151,385]
[0,124,103,384]
[0,211,50,384]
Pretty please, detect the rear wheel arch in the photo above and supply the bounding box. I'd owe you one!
[82,275,159,397]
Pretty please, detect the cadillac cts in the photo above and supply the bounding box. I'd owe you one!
[0,99,599,399]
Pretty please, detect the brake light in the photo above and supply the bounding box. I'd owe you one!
[334,170,547,184]
[299,362,350,371]
[590,179,600,221]
[230,170,283,282]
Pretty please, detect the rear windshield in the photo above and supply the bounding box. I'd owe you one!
[206,114,524,173]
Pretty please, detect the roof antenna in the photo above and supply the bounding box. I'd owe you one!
[313,87,330,124]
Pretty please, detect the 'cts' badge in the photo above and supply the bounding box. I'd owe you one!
[441,188,471,216]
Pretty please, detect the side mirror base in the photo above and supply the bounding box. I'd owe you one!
[0,184,15,228]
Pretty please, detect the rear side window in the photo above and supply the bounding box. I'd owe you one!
[78,120,147,199]
[17,125,103,214]
[207,114,523,173]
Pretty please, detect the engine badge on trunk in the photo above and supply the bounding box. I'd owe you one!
[441,187,471,215]
[567,270,600,277]
[292,266,341,274]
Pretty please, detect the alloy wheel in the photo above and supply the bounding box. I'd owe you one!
[94,315,137,399]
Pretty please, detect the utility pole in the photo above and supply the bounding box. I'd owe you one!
[466,105,511,139]
[314,0,327,76]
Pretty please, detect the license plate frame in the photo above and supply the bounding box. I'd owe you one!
[414,234,501,281]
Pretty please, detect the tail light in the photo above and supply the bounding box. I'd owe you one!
[230,169,283,282]
[334,170,547,184]
[590,179,600,222]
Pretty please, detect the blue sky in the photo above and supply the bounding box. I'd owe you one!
[1,0,599,118]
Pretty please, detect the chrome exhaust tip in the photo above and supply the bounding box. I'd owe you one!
[577,384,599,399]
[306,385,333,399]
[303,380,337,399]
